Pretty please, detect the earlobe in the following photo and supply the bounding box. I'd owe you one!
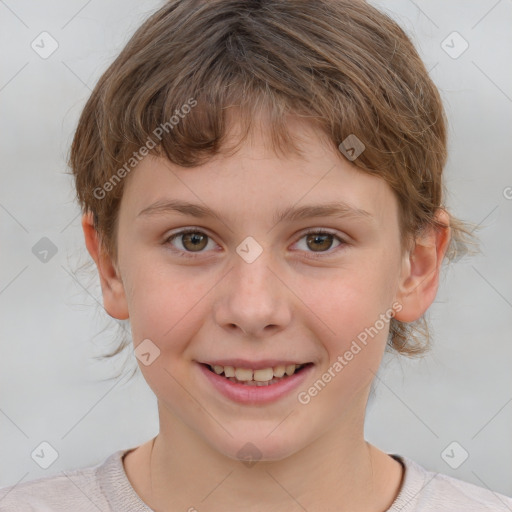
[81,212,129,320]
[393,209,451,323]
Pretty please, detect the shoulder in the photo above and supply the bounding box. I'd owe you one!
[389,454,512,511]
[0,450,126,512]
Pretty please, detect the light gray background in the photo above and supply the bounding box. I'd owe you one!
[1,0,511,500]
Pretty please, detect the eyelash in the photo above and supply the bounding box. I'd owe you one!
[164,227,348,260]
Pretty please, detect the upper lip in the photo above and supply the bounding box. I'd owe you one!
[199,359,311,370]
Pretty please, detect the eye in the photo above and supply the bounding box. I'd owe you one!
[164,227,347,259]
[293,228,346,258]
[165,228,217,257]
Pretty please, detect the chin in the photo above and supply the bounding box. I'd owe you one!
[208,430,303,464]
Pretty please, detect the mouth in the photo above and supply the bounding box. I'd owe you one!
[201,362,313,387]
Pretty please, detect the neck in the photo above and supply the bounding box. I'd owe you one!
[136,410,403,512]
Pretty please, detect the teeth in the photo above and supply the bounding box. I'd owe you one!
[285,364,296,376]
[208,363,306,383]
[273,365,286,378]
[253,368,274,382]
[224,366,235,377]
[234,368,253,381]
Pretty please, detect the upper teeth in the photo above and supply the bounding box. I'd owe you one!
[210,364,304,382]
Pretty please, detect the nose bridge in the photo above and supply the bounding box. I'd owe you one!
[233,252,275,300]
[213,245,291,336]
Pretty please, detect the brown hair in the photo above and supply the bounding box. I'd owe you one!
[68,0,480,374]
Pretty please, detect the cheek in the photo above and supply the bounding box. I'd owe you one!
[300,255,395,370]
[124,264,206,356]
[309,259,391,325]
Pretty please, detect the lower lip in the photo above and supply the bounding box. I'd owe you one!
[197,363,314,405]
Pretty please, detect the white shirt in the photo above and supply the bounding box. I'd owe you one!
[1,448,511,511]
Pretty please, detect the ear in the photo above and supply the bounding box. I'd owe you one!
[81,212,129,320]
[394,209,451,323]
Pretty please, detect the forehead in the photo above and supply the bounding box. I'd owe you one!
[119,117,397,230]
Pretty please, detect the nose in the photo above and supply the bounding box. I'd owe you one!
[212,254,292,339]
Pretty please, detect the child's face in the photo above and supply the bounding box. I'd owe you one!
[99,116,414,461]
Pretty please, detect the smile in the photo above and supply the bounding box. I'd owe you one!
[206,363,309,385]
[197,362,315,404]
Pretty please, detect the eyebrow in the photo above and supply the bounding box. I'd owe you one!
[137,199,374,225]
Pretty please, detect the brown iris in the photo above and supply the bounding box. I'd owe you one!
[182,232,208,251]
[306,233,334,252]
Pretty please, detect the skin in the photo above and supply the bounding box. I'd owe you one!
[82,114,451,512]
